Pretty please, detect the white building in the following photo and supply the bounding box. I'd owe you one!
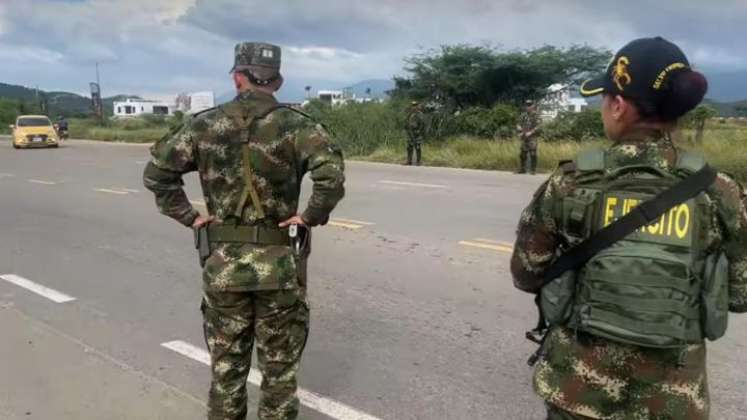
[540,84,589,120]
[114,92,215,118]
[317,90,346,106]
[176,91,216,114]
[113,98,176,118]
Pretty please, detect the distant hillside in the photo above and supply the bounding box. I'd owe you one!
[342,79,395,99]
[0,82,140,117]
[704,98,747,118]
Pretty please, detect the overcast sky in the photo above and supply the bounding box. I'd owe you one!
[1,0,746,101]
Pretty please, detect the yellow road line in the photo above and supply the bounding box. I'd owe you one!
[328,220,366,230]
[473,238,515,247]
[332,217,374,226]
[94,188,129,195]
[458,241,514,253]
[28,179,57,185]
[379,180,449,189]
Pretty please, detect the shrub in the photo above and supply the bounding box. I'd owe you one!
[541,108,605,141]
[452,104,518,138]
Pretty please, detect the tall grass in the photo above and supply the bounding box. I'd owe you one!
[359,130,746,183]
[68,117,169,143]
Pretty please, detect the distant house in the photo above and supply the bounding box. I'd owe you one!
[114,92,215,118]
[175,91,216,114]
[317,90,346,106]
[113,98,175,118]
[307,89,381,107]
[540,84,589,120]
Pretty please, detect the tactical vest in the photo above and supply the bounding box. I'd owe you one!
[540,149,729,348]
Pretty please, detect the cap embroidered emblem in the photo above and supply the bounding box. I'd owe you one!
[613,56,632,91]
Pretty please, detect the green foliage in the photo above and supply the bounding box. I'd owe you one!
[452,104,518,138]
[305,100,407,155]
[682,104,718,128]
[541,108,605,141]
[392,44,611,108]
[0,98,21,132]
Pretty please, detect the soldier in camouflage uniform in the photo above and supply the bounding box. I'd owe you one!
[511,37,747,419]
[517,100,541,174]
[143,42,345,420]
[405,101,426,166]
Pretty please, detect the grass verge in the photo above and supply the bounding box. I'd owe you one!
[356,130,747,183]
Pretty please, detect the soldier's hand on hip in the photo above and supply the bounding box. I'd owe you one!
[279,215,306,228]
[192,215,216,229]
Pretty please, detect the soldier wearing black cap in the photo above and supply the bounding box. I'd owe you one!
[511,37,747,419]
[517,99,541,174]
[143,42,345,420]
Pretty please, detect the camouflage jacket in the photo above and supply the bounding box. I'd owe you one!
[518,111,541,140]
[511,135,747,419]
[143,90,345,291]
[406,109,426,138]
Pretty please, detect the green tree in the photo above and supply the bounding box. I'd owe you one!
[683,104,718,144]
[392,44,611,108]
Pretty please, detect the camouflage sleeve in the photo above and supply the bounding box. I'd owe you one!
[142,121,200,227]
[510,169,567,293]
[294,124,346,226]
[710,173,747,312]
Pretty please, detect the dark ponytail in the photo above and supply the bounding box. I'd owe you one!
[630,70,709,122]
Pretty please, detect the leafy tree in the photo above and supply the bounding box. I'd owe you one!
[683,104,717,144]
[392,44,611,109]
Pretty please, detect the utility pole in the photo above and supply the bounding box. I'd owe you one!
[95,62,104,124]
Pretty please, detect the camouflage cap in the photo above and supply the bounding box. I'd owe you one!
[230,42,281,82]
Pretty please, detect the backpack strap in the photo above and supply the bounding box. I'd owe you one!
[575,149,606,172]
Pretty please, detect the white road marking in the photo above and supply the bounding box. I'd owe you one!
[379,180,449,189]
[94,188,129,195]
[162,340,382,420]
[0,274,76,303]
[190,199,206,207]
[118,188,140,193]
[27,179,57,185]
[0,173,15,178]
[458,240,514,253]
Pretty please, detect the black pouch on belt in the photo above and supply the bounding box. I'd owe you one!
[193,225,211,267]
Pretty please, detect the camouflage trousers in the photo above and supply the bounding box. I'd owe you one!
[201,287,310,420]
[546,403,597,420]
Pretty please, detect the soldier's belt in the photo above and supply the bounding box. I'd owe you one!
[206,224,289,246]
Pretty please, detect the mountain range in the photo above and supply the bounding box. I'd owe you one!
[0,82,140,117]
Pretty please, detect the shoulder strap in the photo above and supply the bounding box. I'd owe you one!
[575,149,606,171]
[540,164,718,286]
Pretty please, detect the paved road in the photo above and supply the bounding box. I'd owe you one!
[0,138,745,420]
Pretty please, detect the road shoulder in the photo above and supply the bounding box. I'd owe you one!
[0,305,205,420]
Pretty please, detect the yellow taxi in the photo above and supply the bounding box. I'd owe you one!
[10,115,60,149]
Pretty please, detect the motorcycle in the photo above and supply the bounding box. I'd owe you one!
[54,124,69,141]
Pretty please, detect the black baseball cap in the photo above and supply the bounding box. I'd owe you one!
[580,37,691,101]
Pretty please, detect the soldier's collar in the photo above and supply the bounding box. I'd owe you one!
[235,89,278,104]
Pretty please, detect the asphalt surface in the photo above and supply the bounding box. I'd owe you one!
[0,137,745,420]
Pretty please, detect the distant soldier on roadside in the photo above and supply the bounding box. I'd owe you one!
[405,101,426,166]
[143,42,345,420]
[517,100,541,174]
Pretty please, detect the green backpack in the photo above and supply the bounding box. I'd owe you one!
[540,149,729,348]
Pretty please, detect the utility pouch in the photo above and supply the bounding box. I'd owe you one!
[194,225,211,267]
[701,252,729,341]
[540,269,577,326]
[289,224,312,286]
